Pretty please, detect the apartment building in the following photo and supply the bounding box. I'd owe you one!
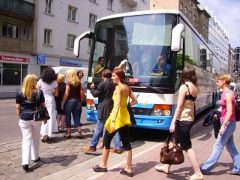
[0,0,37,95]
[0,0,150,97]
[234,47,240,81]
[207,10,229,74]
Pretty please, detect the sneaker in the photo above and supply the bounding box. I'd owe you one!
[110,148,122,154]
[82,146,96,152]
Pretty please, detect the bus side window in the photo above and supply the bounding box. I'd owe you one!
[175,41,184,90]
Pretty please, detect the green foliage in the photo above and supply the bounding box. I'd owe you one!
[176,53,196,70]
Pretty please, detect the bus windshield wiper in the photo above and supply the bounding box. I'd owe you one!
[139,83,164,93]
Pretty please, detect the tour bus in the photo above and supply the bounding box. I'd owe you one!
[73,10,220,130]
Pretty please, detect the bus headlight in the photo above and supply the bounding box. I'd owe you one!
[154,110,162,116]
[152,104,172,116]
[86,99,96,110]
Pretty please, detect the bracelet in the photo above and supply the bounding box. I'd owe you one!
[112,120,115,122]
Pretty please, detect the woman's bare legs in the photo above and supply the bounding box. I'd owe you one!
[124,150,133,172]
[99,147,110,168]
[186,148,203,177]
[60,115,66,130]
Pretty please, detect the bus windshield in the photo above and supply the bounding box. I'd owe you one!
[90,14,177,90]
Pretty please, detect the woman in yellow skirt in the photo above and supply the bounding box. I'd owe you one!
[93,68,138,177]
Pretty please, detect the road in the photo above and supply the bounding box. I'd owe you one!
[0,99,90,144]
[0,98,216,144]
[0,98,22,144]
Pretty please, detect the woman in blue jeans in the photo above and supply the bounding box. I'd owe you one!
[201,74,240,175]
[61,69,83,138]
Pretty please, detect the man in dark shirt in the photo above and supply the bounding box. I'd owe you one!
[82,69,121,153]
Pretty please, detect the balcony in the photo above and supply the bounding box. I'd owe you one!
[0,0,34,19]
[0,36,34,54]
[119,0,137,7]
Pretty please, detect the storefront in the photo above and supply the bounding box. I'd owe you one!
[0,55,31,97]
[0,53,88,98]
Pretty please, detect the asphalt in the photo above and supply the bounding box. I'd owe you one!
[0,112,240,180]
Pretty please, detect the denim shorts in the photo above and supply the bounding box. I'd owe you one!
[175,120,194,150]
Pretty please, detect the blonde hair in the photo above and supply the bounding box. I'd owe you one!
[57,74,65,82]
[216,74,232,85]
[66,69,79,87]
[21,74,37,100]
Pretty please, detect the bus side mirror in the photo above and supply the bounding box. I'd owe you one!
[73,31,94,58]
[171,23,184,52]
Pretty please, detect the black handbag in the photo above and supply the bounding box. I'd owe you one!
[33,90,50,121]
[235,100,240,121]
[127,87,136,125]
[160,133,184,165]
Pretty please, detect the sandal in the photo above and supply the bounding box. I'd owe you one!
[64,133,71,138]
[92,164,107,172]
[77,131,83,139]
[120,169,134,177]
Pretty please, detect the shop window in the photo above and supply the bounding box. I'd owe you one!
[2,23,19,38]
[89,14,97,27]
[68,6,77,21]
[67,34,76,49]
[1,63,28,85]
[45,0,52,14]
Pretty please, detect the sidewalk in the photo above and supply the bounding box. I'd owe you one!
[39,121,240,180]
[0,115,239,180]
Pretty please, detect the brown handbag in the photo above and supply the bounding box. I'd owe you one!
[160,133,184,164]
[79,83,86,102]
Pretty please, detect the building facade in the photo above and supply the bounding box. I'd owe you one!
[0,0,150,97]
[204,9,229,74]
[150,0,210,43]
[234,47,240,82]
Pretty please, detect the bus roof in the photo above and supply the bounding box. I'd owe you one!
[97,9,181,22]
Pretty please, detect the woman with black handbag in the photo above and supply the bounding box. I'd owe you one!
[155,66,203,180]
[16,74,47,172]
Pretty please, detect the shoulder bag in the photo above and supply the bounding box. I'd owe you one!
[33,90,50,121]
[160,133,184,164]
[127,87,136,125]
[80,83,86,102]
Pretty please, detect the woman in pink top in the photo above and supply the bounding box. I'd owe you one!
[200,74,240,175]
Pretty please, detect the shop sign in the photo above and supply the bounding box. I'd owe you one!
[37,54,46,64]
[0,55,30,63]
[60,59,82,67]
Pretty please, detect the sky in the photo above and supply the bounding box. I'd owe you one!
[199,0,240,48]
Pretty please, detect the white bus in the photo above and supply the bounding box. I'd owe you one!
[74,10,220,130]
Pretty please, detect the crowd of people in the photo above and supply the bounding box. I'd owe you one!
[16,62,240,178]
[16,67,85,172]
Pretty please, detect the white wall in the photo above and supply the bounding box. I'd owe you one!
[37,0,150,63]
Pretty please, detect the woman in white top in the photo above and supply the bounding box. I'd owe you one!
[37,67,59,142]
